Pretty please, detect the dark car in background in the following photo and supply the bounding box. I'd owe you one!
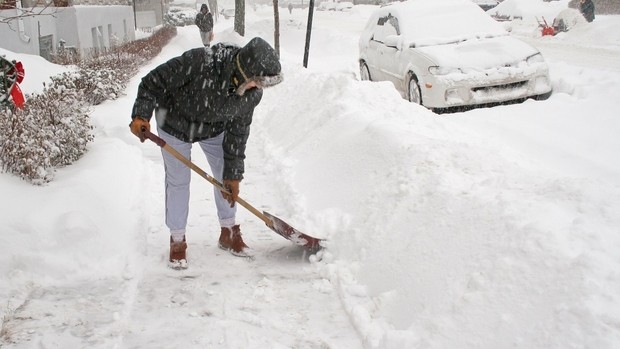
[472,0,500,11]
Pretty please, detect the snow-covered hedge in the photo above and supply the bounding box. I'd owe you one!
[0,80,92,184]
[75,55,137,105]
[165,7,197,27]
[0,26,177,184]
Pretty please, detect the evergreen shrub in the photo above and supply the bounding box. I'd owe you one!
[0,26,177,184]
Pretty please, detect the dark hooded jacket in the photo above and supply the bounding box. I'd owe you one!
[195,5,214,32]
[131,43,262,180]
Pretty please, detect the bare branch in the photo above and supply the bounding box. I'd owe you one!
[0,2,58,25]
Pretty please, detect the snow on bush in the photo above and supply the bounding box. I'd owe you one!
[165,7,198,27]
[0,26,177,184]
[0,78,92,184]
[75,55,138,105]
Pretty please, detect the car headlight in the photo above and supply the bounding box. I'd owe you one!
[526,53,545,65]
[428,66,445,75]
[428,66,460,75]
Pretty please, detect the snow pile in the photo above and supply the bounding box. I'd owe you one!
[0,48,72,95]
[257,63,620,348]
[552,14,620,47]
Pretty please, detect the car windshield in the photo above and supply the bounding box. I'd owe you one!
[380,0,508,47]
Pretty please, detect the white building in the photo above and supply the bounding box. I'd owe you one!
[0,0,169,61]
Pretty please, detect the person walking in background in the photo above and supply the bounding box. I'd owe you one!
[129,38,283,269]
[195,4,214,47]
[579,0,595,22]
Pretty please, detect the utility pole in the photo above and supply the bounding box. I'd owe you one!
[303,0,315,67]
[273,0,280,56]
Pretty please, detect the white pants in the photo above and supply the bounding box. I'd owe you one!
[199,31,212,47]
[158,127,236,234]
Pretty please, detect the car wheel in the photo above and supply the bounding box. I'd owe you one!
[360,62,371,81]
[407,74,422,105]
[534,91,552,101]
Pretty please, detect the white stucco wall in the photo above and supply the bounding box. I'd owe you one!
[72,5,136,51]
[0,5,136,59]
[0,7,58,55]
[136,10,157,29]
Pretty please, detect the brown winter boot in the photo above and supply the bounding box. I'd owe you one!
[218,225,251,257]
[169,236,188,269]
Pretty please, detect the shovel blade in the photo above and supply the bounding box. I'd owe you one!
[263,211,323,251]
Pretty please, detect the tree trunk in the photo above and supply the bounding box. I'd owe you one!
[234,0,245,36]
[273,0,280,56]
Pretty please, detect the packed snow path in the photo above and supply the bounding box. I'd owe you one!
[0,24,364,349]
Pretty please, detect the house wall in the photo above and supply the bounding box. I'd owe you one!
[71,6,136,50]
[0,7,58,55]
[135,0,169,29]
[136,10,158,29]
[0,5,135,59]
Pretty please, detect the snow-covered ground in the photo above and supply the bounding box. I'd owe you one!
[1,2,620,348]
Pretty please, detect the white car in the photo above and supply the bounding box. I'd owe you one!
[220,8,235,19]
[358,0,552,110]
[336,1,354,11]
[471,0,499,11]
[317,1,337,11]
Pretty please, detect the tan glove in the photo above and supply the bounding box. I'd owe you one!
[209,32,215,41]
[129,117,150,142]
[221,179,241,208]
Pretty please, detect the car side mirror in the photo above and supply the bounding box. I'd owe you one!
[383,35,401,49]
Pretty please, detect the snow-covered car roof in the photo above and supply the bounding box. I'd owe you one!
[488,0,570,21]
[336,1,354,10]
[471,0,499,4]
[317,1,337,10]
[361,0,508,48]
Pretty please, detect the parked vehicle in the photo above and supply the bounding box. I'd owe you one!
[358,0,552,111]
[336,1,354,11]
[471,0,500,11]
[317,1,337,11]
[220,8,235,19]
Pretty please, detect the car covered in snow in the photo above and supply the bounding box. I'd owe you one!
[220,8,235,19]
[317,1,337,11]
[358,0,553,110]
[488,0,570,23]
[336,1,354,11]
[471,0,500,11]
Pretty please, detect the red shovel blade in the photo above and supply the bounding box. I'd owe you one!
[263,211,323,251]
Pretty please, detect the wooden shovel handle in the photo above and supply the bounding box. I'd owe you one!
[142,129,273,227]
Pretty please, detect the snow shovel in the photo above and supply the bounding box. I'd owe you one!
[142,129,322,251]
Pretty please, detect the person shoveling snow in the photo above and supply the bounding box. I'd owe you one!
[130,37,283,269]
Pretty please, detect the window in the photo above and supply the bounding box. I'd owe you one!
[373,15,399,43]
[91,26,105,51]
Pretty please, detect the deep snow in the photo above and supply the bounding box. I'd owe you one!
[1,2,620,348]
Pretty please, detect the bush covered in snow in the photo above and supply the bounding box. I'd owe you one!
[0,80,92,184]
[165,7,198,27]
[0,26,177,184]
[75,55,137,105]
